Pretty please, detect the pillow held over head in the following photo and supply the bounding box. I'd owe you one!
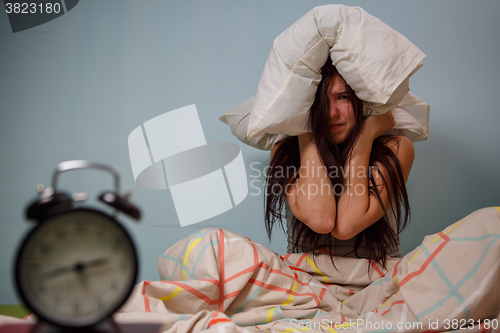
[220,4,429,150]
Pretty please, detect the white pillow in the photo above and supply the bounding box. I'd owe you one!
[220,92,429,151]
[220,4,428,150]
[219,96,288,151]
[382,93,429,142]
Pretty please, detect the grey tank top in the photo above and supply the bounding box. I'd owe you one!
[285,202,401,258]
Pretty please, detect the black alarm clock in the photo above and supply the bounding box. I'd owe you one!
[14,160,141,331]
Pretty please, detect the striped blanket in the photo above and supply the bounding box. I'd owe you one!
[115,207,500,332]
[1,207,499,332]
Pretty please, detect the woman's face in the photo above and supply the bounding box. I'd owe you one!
[326,74,356,144]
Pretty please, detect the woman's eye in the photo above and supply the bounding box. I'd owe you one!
[338,95,350,101]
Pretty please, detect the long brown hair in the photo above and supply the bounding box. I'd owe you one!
[264,61,410,267]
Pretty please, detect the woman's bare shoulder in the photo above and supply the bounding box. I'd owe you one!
[379,135,415,179]
[380,135,414,155]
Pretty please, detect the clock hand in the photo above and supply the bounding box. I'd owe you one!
[80,257,110,270]
[39,264,75,280]
[39,257,111,280]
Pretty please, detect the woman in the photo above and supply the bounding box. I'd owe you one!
[265,60,415,267]
[118,63,500,333]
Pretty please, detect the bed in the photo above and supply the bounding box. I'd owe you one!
[1,210,499,332]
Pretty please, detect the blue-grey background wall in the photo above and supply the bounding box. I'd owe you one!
[1,1,499,305]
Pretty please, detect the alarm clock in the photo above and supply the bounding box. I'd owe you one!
[14,160,141,331]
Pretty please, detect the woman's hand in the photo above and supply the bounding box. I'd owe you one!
[360,110,396,141]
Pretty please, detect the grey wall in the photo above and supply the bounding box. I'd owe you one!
[1,1,499,305]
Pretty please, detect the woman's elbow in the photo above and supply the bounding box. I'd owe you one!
[330,223,357,240]
[290,199,336,234]
[302,214,336,234]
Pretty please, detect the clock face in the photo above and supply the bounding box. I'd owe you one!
[15,209,138,327]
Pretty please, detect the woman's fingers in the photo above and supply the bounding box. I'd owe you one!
[361,110,395,140]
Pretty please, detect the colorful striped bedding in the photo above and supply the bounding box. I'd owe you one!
[2,207,499,332]
[115,206,500,332]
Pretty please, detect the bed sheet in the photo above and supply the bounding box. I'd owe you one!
[2,207,499,333]
[116,206,500,332]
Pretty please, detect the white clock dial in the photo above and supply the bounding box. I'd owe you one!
[16,209,138,327]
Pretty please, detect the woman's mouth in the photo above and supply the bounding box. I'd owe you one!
[329,123,343,131]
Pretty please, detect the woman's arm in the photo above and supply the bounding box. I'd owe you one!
[281,133,336,234]
[274,111,414,237]
[332,112,414,240]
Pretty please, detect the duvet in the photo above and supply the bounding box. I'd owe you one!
[116,207,500,332]
[1,207,499,332]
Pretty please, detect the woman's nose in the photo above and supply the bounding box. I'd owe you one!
[329,104,340,118]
